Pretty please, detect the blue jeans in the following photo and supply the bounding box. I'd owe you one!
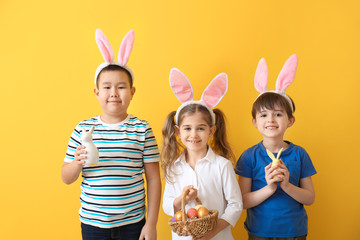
[81,218,145,240]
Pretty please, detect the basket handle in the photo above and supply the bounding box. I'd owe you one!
[181,189,202,221]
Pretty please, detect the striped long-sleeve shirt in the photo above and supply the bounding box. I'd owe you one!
[64,115,160,228]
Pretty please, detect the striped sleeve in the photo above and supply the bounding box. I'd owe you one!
[64,124,82,163]
[143,121,160,163]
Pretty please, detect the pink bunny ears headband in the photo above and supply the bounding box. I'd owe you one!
[169,68,228,125]
[94,29,135,84]
[254,54,298,113]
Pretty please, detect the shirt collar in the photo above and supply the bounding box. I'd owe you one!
[174,146,217,165]
[258,140,293,157]
[96,114,133,126]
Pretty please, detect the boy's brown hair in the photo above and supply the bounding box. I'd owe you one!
[252,92,295,119]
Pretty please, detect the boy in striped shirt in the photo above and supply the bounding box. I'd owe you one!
[61,29,161,240]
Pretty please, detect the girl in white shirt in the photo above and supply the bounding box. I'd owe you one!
[161,68,243,240]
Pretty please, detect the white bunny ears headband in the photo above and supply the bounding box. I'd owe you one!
[254,54,298,113]
[169,68,228,125]
[94,29,135,84]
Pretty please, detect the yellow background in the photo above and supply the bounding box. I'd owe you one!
[0,0,359,239]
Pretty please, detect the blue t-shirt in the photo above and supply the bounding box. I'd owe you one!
[235,141,316,237]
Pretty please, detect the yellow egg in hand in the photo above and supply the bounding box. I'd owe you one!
[195,204,204,211]
[175,210,184,221]
[197,207,209,218]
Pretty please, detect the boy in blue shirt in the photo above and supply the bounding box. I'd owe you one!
[61,29,161,240]
[236,54,316,240]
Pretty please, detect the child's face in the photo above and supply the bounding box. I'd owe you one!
[176,112,216,155]
[94,70,135,120]
[252,105,295,141]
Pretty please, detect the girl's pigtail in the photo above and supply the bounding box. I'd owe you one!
[161,111,182,182]
[211,108,235,163]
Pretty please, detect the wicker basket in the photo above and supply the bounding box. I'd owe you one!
[168,190,218,237]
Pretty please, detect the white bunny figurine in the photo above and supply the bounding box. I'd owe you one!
[81,126,99,166]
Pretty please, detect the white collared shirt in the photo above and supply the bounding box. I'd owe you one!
[163,147,243,240]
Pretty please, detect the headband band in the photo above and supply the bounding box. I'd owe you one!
[94,29,135,85]
[254,54,298,113]
[95,63,134,84]
[169,68,228,125]
[175,101,216,125]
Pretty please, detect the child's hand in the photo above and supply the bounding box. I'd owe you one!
[276,159,290,189]
[61,145,87,184]
[139,222,156,240]
[74,145,87,166]
[264,163,282,191]
[174,185,198,212]
[193,232,212,240]
[183,185,198,203]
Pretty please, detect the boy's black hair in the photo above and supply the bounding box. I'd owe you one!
[252,92,295,118]
[96,64,133,88]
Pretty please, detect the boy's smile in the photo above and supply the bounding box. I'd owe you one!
[265,123,279,130]
[107,99,122,104]
[94,70,135,123]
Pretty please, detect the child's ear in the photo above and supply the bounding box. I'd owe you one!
[130,86,136,99]
[288,116,295,127]
[210,125,216,137]
[175,125,180,137]
[252,118,258,128]
[94,87,99,96]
